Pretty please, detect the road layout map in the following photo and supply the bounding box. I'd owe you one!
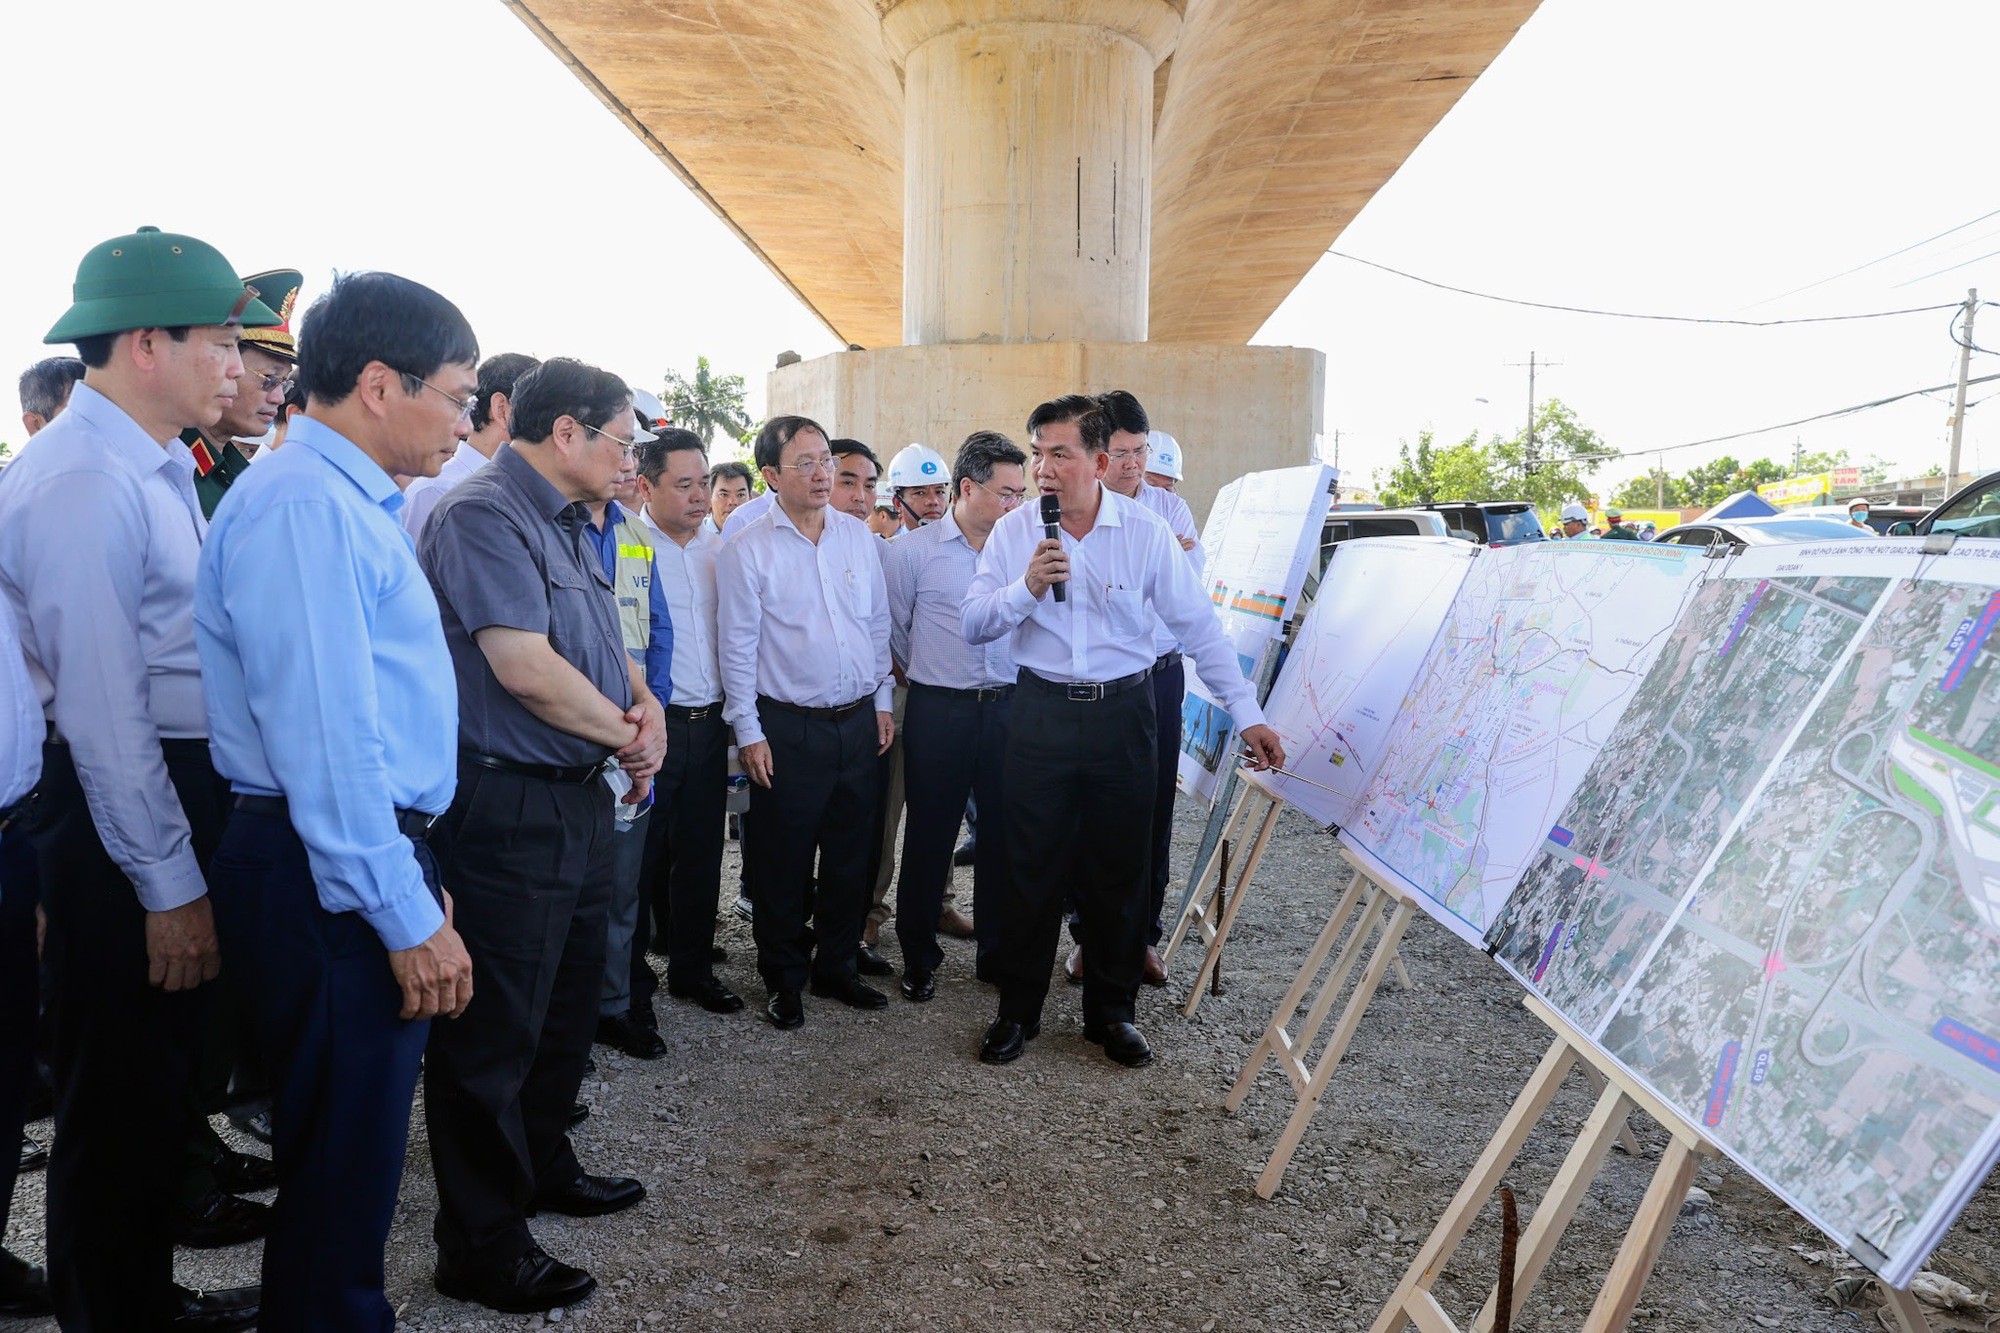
[1246,536,1475,828]
[1342,539,1705,944]
[1490,540,2000,1284]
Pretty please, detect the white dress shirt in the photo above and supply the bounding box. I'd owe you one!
[0,603,40,810]
[718,491,774,541]
[882,506,1015,690]
[1130,482,1204,656]
[963,484,1265,729]
[0,382,210,910]
[640,506,723,707]
[400,438,493,538]
[716,501,893,746]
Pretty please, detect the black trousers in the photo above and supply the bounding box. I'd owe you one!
[1147,657,1186,944]
[209,809,439,1331]
[895,684,1009,975]
[35,739,226,1332]
[746,699,878,994]
[425,760,615,1267]
[0,824,38,1240]
[634,707,728,1012]
[999,679,1155,1028]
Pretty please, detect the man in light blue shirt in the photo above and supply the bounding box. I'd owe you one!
[196,271,477,1331]
[0,598,45,1318]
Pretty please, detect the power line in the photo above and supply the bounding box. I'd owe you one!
[1896,247,2000,289]
[1743,206,2000,308]
[1328,251,1958,326]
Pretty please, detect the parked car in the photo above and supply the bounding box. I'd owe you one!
[1795,503,1928,534]
[1887,470,2000,539]
[1305,509,1452,601]
[1412,501,1547,546]
[1652,516,1873,547]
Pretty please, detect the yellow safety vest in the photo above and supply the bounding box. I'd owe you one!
[611,513,654,658]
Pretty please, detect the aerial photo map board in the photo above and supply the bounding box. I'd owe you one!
[1177,463,1334,804]
[1488,539,2000,1285]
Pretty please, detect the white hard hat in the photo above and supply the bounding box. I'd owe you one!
[873,482,896,511]
[1559,502,1590,524]
[631,388,667,427]
[1147,430,1183,481]
[1848,496,1870,511]
[887,443,949,489]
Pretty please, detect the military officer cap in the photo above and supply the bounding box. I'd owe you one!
[238,270,304,364]
[45,225,280,344]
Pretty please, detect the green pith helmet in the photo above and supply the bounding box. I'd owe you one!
[238,269,304,364]
[45,226,281,344]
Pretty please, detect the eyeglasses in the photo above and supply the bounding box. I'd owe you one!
[1108,447,1147,463]
[399,372,475,422]
[976,480,1027,508]
[252,371,296,397]
[777,454,837,476]
[580,420,640,459]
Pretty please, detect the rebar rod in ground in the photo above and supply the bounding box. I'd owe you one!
[1210,839,1231,996]
[1496,1183,1520,1333]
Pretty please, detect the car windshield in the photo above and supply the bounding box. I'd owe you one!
[1930,478,2000,538]
[1484,507,1545,544]
[1739,517,1872,541]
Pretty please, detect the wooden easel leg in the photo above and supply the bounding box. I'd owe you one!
[1253,899,1416,1199]
[1875,1284,1934,1333]
[1389,952,1414,993]
[1223,874,1367,1112]
[1182,797,1282,1014]
[1578,1064,1643,1156]
[1285,882,1390,1054]
[1579,1134,1703,1333]
[1370,1035,1582,1333]
[1163,785,1251,965]
[1472,1081,1636,1333]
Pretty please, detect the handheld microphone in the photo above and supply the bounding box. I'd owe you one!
[1039,493,1066,603]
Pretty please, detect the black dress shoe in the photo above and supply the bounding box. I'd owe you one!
[856,943,895,977]
[209,1144,277,1193]
[568,1102,590,1128]
[530,1172,646,1217]
[226,1106,274,1145]
[595,1012,667,1060]
[18,1134,46,1172]
[164,1281,260,1331]
[900,967,935,1002]
[766,989,805,1029]
[809,976,889,1010]
[978,1018,1040,1065]
[669,975,746,1013]
[174,1188,272,1248]
[710,943,728,963]
[1084,1019,1155,1068]
[952,838,976,867]
[435,1245,597,1314]
[0,1248,51,1318]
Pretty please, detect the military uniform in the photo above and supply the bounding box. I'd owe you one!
[186,270,302,520]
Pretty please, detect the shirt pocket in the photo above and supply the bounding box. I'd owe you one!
[845,565,874,619]
[546,564,604,659]
[1104,586,1148,639]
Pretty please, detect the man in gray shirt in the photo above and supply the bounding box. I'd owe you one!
[418,358,666,1317]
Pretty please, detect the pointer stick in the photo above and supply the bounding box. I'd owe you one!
[1235,754,1343,795]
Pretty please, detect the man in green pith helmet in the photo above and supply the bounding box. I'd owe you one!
[184,269,302,519]
[0,225,273,1330]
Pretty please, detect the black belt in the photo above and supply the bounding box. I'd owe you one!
[1018,667,1153,703]
[910,681,1015,703]
[233,793,441,840]
[460,750,602,785]
[756,694,871,720]
[665,703,723,722]
[1154,650,1183,671]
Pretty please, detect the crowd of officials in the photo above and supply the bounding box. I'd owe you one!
[0,227,1282,1330]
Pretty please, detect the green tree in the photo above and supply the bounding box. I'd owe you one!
[1377,429,1502,507]
[1607,469,1689,510]
[1678,455,1788,509]
[662,356,750,449]
[1490,398,1608,512]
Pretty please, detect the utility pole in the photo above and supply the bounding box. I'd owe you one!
[1949,288,1977,488]
[1655,452,1666,509]
[1504,353,1560,473]
[1791,437,1804,475]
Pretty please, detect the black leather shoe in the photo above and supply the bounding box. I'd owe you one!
[595,1012,667,1060]
[164,1281,260,1330]
[530,1171,646,1218]
[710,943,728,963]
[900,968,935,1002]
[18,1134,46,1173]
[1084,1020,1155,1068]
[809,976,889,1010]
[766,989,805,1029]
[174,1188,271,1248]
[856,943,895,977]
[226,1106,274,1145]
[978,1018,1040,1065]
[568,1102,590,1128]
[0,1248,51,1318]
[669,975,746,1013]
[209,1144,277,1193]
[952,838,976,867]
[435,1245,597,1314]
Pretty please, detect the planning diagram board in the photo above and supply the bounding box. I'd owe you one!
[1486,538,2000,1286]
[1339,538,1709,945]
[1177,463,1336,805]
[1243,536,1476,828]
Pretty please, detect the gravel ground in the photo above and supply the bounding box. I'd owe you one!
[8,803,2000,1331]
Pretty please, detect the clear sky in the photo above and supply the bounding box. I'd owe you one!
[4,0,1996,496]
